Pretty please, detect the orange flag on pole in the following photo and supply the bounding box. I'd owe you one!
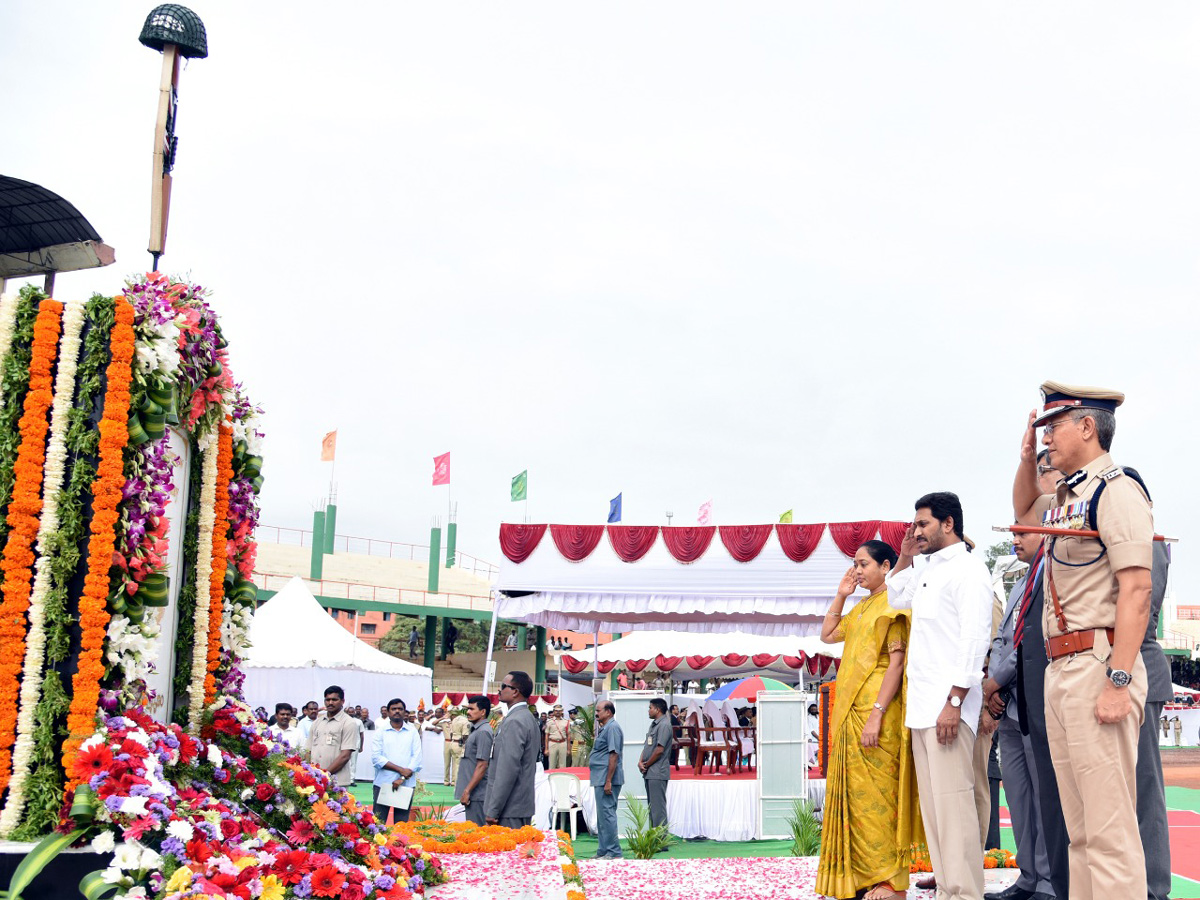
[320,430,337,461]
[432,452,451,486]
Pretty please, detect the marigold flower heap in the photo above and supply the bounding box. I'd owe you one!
[63,298,135,786]
[0,298,62,798]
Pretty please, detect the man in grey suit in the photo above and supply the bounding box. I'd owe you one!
[484,671,540,828]
[1138,543,1173,900]
[983,532,1055,900]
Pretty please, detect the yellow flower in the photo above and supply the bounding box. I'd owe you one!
[374,832,388,846]
[259,875,285,900]
[163,866,194,893]
[234,856,257,871]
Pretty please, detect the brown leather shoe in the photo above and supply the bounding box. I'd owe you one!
[914,875,936,890]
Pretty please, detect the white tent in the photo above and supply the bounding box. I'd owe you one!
[494,522,910,637]
[242,576,432,716]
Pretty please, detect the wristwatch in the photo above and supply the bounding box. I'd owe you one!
[1107,667,1132,689]
[947,695,962,709]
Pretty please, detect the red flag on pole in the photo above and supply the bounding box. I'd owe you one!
[432,452,451,486]
[320,430,337,461]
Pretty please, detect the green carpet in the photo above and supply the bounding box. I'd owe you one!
[567,833,798,860]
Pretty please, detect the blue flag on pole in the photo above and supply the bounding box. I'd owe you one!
[608,493,622,523]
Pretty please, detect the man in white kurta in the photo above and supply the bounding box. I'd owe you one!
[886,492,993,900]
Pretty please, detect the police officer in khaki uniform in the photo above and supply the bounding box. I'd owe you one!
[544,704,571,769]
[1013,382,1153,900]
[440,710,469,784]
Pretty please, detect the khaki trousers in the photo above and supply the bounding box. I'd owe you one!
[444,741,463,784]
[547,741,570,770]
[1045,641,1146,900]
[972,724,993,849]
[911,724,984,900]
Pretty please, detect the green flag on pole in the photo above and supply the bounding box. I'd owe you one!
[779,510,793,523]
[511,470,528,502]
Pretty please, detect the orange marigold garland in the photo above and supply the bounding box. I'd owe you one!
[204,423,233,703]
[0,299,62,799]
[62,297,135,786]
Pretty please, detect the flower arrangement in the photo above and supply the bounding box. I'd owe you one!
[204,425,233,704]
[0,273,268,851]
[558,830,587,900]
[11,294,116,839]
[0,298,62,799]
[0,298,83,834]
[909,842,932,873]
[984,848,1018,869]
[390,820,545,854]
[62,297,136,788]
[59,696,446,900]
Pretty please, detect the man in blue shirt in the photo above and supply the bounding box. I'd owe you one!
[589,700,624,859]
[371,697,422,824]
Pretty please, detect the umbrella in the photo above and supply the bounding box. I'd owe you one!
[708,675,794,702]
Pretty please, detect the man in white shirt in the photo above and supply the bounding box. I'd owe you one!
[296,701,319,756]
[268,703,299,750]
[886,492,993,900]
[372,697,422,824]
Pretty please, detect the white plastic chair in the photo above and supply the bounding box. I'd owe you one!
[547,771,584,839]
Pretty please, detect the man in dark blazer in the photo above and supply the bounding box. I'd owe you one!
[1015,454,1070,900]
[1137,542,1173,900]
[484,670,540,828]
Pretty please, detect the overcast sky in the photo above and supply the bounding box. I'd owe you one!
[3,3,1198,600]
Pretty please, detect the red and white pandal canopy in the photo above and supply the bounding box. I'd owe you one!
[559,629,842,680]
[494,520,907,638]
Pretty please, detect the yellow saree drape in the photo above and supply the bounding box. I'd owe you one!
[815,589,923,899]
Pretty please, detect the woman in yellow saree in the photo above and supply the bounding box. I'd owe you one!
[815,540,922,900]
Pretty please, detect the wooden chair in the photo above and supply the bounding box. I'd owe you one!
[692,711,731,775]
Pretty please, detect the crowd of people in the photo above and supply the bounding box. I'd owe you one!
[815,383,1170,900]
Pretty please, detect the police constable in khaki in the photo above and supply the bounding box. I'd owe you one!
[1013,382,1153,900]
[544,704,571,770]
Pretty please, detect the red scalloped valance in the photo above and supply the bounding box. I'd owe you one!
[596,660,618,674]
[719,524,773,562]
[624,659,652,673]
[499,523,548,563]
[432,692,446,704]
[662,526,715,563]
[775,523,826,562]
[561,654,589,674]
[782,654,807,669]
[607,525,660,562]
[540,694,558,705]
[752,654,780,668]
[550,524,605,561]
[686,655,715,669]
[829,521,881,557]
[879,521,910,555]
[655,654,684,672]
[720,653,750,667]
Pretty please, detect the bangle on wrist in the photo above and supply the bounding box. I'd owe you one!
[872,702,885,713]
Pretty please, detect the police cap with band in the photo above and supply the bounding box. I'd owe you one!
[1032,380,1125,427]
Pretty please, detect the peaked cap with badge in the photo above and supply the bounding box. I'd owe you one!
[1032,380,1125,427]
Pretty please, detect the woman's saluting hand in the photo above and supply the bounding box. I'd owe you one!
[837,566,859,599]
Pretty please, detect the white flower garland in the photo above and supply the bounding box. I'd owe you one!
[186,438,220,733]
[0,299,85,836]
[0,292,23,409]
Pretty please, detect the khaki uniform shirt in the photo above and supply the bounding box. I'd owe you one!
[1035,452,1154,637]
[437,717,454,740]
[545,716,570,745]
[308,710,360,786]
[450,715,471,745]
